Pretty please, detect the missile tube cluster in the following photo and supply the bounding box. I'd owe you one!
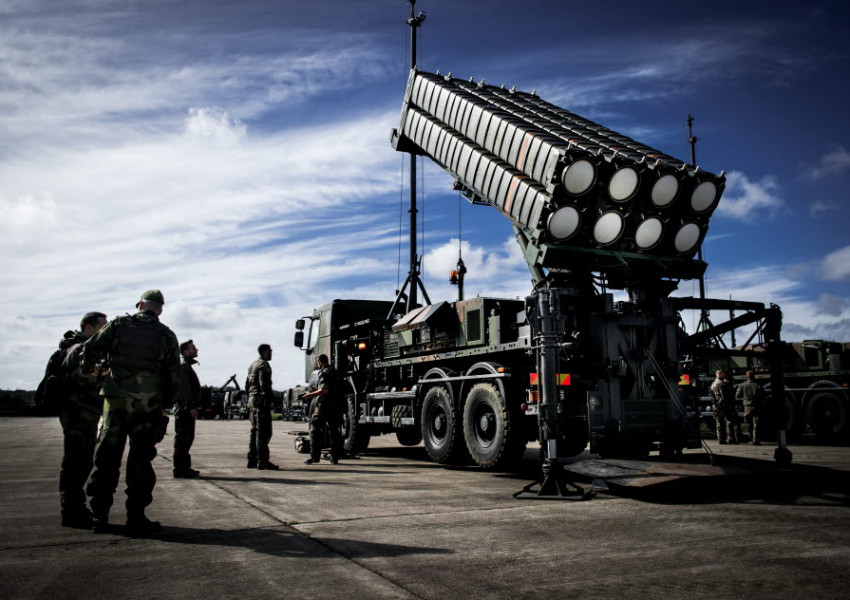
[397,69,726,258]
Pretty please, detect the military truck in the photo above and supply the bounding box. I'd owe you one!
[223,389,248,420]
[201,374,246,420]
[281,385,309,421]
[289,67,756,473]
[780,340,850,440]
[688,339,849,442]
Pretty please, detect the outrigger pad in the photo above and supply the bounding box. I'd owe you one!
[513,477,592,501]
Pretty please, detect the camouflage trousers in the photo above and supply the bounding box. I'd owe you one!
[713,407,740,443]
[86,396,167,518]
[59,404,101,512]
[172,407,196,472]
[744,406,761,444]
[247,407,273,464]
[309,400,342,461]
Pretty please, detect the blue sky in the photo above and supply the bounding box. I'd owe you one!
[1,0,848,390]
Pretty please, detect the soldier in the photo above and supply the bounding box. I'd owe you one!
[302,354,343,465]
[710,369,739,444]
[83,290,180,536]
[173,340,201,478]
[737,370,765,445]
[58,311,108,528]
[246,344,279,470]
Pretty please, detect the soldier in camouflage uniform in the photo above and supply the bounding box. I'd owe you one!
[737,370,765,445]
[173,339,201,478]
[246,344,279,470]
[302,354,343,465]
[58,311,108,528]
[710,369,739,444]
[83,290,180,536]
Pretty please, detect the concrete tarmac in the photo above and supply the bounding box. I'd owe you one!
[1,416,849,599]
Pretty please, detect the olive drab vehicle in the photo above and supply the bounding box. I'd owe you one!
[290,65,763,472]
[203,374,247,420]
[683,338,850,443]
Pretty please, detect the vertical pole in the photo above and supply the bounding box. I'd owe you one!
[688,115,710,331]
[407,0,419,313]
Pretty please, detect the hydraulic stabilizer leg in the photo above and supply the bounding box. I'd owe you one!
[515,286,589,500]
[766,305,792,465]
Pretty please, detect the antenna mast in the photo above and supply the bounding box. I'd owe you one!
[390,0,430,317]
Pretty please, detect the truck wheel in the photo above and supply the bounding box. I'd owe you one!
[462,382,526,470]
[806,391,847,442]
[342,394,370,454]
[421,386,463,463]
[396,428,422,446]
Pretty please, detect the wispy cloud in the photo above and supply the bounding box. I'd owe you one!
[538,17,818,112]
[0,18,392,152]
[808,199,840,217]
[423,237,531,301]
[715,171,784,219]
[677,263,850,343]
[816,293,848,317]
[0,11,405,389]
[801,145,850,181]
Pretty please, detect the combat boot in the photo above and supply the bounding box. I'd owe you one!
[91,514,110,534]
[173,468,200,479]
[257,461,280,470]
[61,507,93,529]
[124,514,161,537]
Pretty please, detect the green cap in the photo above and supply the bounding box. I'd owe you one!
[138,289,165,305]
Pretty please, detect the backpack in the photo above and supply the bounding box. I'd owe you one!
[34,346,71,414]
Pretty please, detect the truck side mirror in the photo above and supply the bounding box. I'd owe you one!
[295,319,305,330]
[294,331,304,348]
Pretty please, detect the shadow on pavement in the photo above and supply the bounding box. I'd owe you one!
[153,525,454,560]
[563,454,850,506]
[201,475,347,486]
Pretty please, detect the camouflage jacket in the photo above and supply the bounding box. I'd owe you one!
[246,358,273,410]
[178,356,201,410]
[61,330,105,414]
[736,379,765,408]
[82,310,180,411]
[315,366,340,408]
[710,377,735,411]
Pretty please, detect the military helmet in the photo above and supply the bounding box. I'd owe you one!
[138,289,165,305]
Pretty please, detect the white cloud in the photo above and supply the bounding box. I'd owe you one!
[539,18,814,114]
[0,192,60,243]
[816,293,848,317]
[184,108,246,144]
[821,246,850,281]
[808,199,839,217]
[423,238,532,301]
[676,264,850,344]
[715,171,784,219]
[0,97,405,390]
[803,145,850,181]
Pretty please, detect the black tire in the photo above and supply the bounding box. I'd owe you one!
[396,428,422,446]
[806,391,847,442]
[462,382,526,470]
[421,386,464,464]
[342,394,371,454]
